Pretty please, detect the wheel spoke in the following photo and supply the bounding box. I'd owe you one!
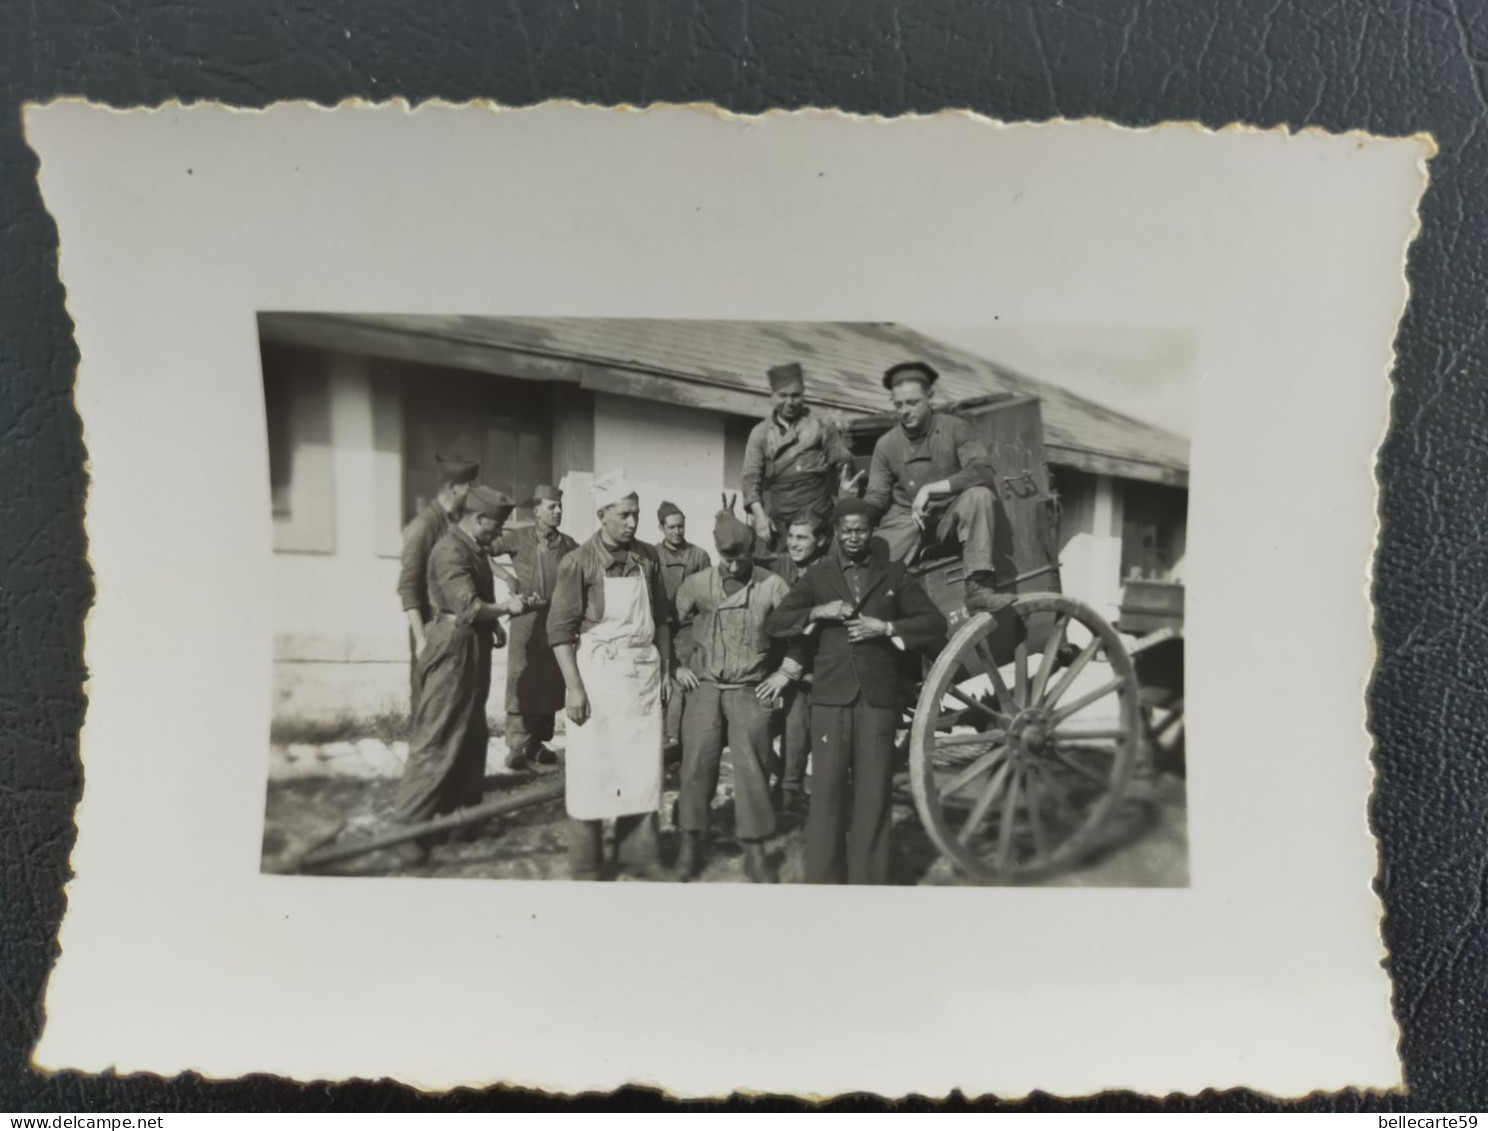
[958,757,1015,843]
[1024,768,1052,858]
[941,744,1010,797]
[942,684,1009,725]
[1040,635,1101,709]
[934,710,969,730]
[1028,761,1081,830]
[1030,614,1069,706]
[1051,727,1129,742]
[993,762,1024,871]
[973,639,1018,717]
[1051,746,1113,788]
[936,729,1008,749]
[1014,637,1029,707]
[1049,676,1127,726]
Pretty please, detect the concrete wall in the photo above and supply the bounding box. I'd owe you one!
[587,392,731,548]
[271,384,732,724]
[273,354,439,722]
[1055,469,1126,627]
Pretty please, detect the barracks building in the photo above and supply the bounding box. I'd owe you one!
[258,315,1190,723]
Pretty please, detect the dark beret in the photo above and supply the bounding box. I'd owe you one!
[882,361,940,391]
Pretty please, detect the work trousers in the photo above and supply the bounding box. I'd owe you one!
[875,485,996,575]
[504,712,555,761]
[567,812,661,880]
[407,628,424,718]
[664,684,689,751]
[771,681,812,796]
[807,695,899,885]
[679,682,777,842]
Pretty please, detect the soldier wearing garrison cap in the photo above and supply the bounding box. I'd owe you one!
[487,484,578,773]
[392,485,525,865]
[740,361,861,554]
[397,455,482,718]
[672,508,799,882]
[866,360,1008,614]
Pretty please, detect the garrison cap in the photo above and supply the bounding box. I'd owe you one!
[882,360,940,392]
[436,454,481,484]
[767,362,806,393]
[527,484,562,504]
[657,500,685,524]
[713,510,756,558]
[466,485,515,521]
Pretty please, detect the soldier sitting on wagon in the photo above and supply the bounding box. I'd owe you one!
[864,360,1009,615]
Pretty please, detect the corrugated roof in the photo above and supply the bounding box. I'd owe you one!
[271,314,1190,479]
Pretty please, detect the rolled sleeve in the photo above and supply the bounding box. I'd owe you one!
[431,544,484,628]
[740,422,769,509]
[546,555,587,649]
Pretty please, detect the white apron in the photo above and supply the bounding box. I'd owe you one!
[565,572,664,820]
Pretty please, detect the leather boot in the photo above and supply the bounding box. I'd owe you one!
[964,572,1016,615]
[675,831,702,882]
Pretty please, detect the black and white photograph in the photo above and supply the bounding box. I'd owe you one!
[258,315,1192,887]
[22,101,1420,1095]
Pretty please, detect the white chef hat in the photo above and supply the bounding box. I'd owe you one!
[590,468,637,511]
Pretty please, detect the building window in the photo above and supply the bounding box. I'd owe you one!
[397,363,553,525]
[1120,481,1187,584]
[262,344,335,554]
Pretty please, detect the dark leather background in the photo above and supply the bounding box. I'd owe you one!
[2,0,1484,1113]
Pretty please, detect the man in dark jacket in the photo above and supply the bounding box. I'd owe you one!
[765,497,947,884]
[397,455,481,716]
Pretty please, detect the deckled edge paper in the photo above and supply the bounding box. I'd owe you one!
[21,101,1431,1099]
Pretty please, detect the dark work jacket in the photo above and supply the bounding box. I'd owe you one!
[764,549,947,709]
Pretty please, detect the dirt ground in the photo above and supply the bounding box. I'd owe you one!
[261,755,1189,887]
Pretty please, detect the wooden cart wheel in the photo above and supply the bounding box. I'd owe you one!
[908,593,1142,882]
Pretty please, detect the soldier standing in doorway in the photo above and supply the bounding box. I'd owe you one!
[488,484,578,774]
[397,455,482,719]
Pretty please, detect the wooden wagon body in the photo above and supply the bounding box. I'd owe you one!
[844,392,1185,881]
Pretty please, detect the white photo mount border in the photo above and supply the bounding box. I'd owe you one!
[22,100,1429,1098]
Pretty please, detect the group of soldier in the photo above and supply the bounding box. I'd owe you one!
[391,357,1006,884]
